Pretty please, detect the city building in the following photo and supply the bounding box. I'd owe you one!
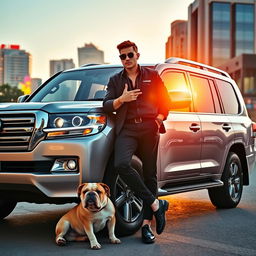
[188,0,255,67]
[78,43,104,66]
[0,44,31,87]
[218,54,256,119]
[31,78,42,93]
[219,54,256,96]
[49,59,75,76]
[165,20,188,59]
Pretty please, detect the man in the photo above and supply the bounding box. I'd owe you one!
[103,40,171,243]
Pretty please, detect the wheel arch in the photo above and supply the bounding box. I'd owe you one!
[229,143,249,185]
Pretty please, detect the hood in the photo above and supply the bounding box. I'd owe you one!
[0,101,104,114]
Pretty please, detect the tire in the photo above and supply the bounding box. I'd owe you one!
[208,152,243,208]
[0,200,17,219]
[104,156,144,236]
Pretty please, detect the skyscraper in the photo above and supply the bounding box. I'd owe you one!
[31,78,42,92]
[188,0,255,67]
[165,20,188,59]
[0,44,31,87]
[78,43,104,66]
[49,59,75,76]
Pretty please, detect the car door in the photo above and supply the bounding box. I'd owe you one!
[188,74,234,177]
[158,70,202,181]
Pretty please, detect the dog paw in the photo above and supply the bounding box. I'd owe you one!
[56,237,66,246]
[110,238,121,244]
[91,242,101,250]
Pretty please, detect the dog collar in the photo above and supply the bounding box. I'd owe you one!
[98,198,108,211]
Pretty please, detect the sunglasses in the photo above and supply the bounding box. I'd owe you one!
[119,52,135,60]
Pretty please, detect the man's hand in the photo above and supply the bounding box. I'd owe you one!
[155,114,164,129]
[113,83,142,110]
[119,83,142,103]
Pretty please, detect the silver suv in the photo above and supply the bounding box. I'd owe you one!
[0,58,255,235]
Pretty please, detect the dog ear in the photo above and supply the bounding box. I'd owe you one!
[77,183,86,198]
[100,183,111,197]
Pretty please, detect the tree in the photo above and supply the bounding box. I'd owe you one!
[0,84,24,102]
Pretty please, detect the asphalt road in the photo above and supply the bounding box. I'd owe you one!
[1,169,256,256]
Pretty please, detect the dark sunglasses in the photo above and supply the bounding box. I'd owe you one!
[119,52,135,60]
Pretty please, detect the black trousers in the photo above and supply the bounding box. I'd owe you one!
[114,119,160,220]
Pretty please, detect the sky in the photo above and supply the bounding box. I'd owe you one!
[0,0,193,82]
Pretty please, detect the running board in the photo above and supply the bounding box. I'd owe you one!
[158,180,224,196]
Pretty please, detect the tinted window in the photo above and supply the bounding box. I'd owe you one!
[161,71,192,112]
[215,79,239,114]
[40,80,81,102]
[209,80,222,113]
[190,75,215,113]
[29,68,122,102]
[161,71,188,92]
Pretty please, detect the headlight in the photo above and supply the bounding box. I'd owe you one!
[54,117,65,128]
[43,113,106,138]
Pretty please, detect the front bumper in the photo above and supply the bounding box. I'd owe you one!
[0,131,113,200]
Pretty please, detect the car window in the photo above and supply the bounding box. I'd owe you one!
[190,75,215,113]
[161,71,188,92]
[40,80,81,102]
[29,68,122,102]
[161,71,192,112]
[215,79,240,114]
[209,80,222,113]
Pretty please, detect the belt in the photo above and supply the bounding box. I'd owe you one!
[125,117,154,124]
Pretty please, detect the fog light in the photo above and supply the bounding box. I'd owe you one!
[51,159,78,172]
[66,160,77,170]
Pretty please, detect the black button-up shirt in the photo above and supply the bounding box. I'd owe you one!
[103,65,171,135]
[121,65,168,120]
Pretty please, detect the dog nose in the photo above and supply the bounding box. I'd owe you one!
[87,192,95,197]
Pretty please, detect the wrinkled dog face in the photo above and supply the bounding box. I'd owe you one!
[77,183,110,212]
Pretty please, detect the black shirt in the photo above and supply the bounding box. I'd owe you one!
[103,65,171,134]
[121,65,168,120]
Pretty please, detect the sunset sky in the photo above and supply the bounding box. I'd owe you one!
[0,0,193,82]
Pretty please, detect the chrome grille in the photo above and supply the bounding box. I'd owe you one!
[0,114,35,151]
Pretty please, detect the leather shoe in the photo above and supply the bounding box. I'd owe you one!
[153,199,169,234]
[141,224,155,244]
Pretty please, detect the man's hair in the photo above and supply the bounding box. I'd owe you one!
[117,40,138,52]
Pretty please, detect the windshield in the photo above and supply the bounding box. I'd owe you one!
[29,67,122,102]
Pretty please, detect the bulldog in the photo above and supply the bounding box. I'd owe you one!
[55,183,121,249]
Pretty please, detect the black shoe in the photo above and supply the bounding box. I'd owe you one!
[141,224,155,244]
[153,199,169,235]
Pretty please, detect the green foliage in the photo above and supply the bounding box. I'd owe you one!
[0,84,24,102]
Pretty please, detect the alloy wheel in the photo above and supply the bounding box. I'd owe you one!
[228,161,241,202]
[114,176,143,223]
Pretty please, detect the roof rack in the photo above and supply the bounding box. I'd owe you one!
[80,63,100,67]
[165,57,231,78]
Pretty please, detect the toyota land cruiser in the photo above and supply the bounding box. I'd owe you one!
[0,58,255,235]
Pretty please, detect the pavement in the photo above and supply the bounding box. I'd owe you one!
[0,170,256,256]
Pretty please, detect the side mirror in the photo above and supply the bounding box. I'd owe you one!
[17,95,30,103]
[169,90,192,109]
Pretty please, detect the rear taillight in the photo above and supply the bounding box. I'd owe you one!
[252,122,256,138]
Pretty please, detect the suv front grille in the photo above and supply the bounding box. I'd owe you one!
[0,114,35,151]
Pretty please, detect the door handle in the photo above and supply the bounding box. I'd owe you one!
[189,123,201,132]
[222,123,232,132]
